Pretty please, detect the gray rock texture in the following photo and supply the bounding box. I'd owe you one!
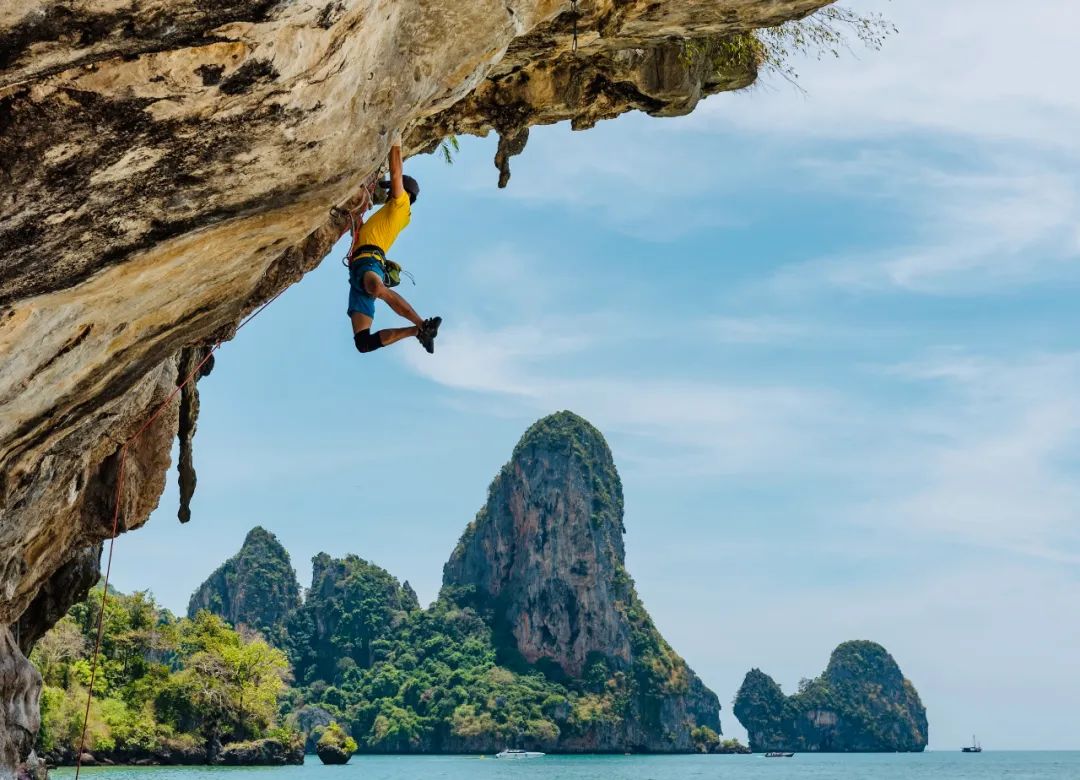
[0,630,39,780]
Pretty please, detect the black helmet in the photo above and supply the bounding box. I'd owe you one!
[379,175,420,204]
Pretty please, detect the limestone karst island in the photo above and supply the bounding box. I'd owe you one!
[10,0,1043,776]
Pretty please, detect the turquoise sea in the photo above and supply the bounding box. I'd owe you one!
[53,753,1080,780]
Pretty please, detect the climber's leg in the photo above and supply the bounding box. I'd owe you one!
[347,268,438,354]
[364,270,423,328]
[351,310,417,353]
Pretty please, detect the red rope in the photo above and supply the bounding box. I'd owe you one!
[73,284,290,777]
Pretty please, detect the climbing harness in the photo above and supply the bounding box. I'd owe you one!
[73,280,292,780]
[349,245,414,288]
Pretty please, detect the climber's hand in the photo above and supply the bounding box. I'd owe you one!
[390,129,403,148]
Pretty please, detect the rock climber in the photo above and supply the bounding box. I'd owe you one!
[343,130,441,354]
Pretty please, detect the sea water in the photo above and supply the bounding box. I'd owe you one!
[51,752,1080,780]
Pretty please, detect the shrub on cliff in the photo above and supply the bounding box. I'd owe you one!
[31,588,294,763]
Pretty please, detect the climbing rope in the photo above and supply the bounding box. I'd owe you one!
[73,178,382,776]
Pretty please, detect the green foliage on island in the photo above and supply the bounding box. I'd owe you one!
[275,549,574,751]
[317,721,357,754]
[284,564,703,752]
[286,582,569,751]
[33,586,299,763]
[187,527,301,647]
[285,553,419,687]
[315,721,357,764]
[733,640,927,753]
[34,545,710,757]
[690,726,749,754]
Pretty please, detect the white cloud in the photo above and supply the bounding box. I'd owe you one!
[400,293,857,479]
[406,262,1080,566]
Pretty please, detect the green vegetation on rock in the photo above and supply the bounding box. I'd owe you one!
[188,527,301,647]
[33,586,301,765]
[285,553,419,687]
[286,413,718,753]
[315,721,357,764]
[680,7,895,93]
[733,640,927,753]
[289,585,576,752]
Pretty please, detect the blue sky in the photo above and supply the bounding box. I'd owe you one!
[112,0,1080,750]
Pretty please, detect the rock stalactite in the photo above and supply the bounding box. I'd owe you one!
[1,0,833,770]
[495,127,530,188]
[177,345,214,524]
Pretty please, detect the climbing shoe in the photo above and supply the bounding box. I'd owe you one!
[417,316,442,354]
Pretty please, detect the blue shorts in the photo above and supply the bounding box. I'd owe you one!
[347,258,387,319]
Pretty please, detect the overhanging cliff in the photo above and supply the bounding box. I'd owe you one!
[0,0,831,774]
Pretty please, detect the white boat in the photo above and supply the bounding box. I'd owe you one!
[495,748,545,759]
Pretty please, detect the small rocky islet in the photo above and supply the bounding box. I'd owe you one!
[734,640,928,753]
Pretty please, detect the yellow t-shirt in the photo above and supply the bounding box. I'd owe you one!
[351,191,411,255]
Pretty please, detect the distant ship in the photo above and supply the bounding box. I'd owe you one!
[962,735,982,753]
[764,752,795,758]
[495,749,545,759]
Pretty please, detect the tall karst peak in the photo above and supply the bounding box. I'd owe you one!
[187,526,300,645]
[444,410,629,677]
[443,411,720,751]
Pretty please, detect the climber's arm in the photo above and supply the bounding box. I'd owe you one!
[389,130,405,200]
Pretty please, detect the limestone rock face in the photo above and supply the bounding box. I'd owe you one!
[216,738,304,767]
[0,0,831,771]
[444,411,631,677]
[285,553,415,686]
[733,640,928,753]
[444,411,720,751]
[187,526,301,646]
